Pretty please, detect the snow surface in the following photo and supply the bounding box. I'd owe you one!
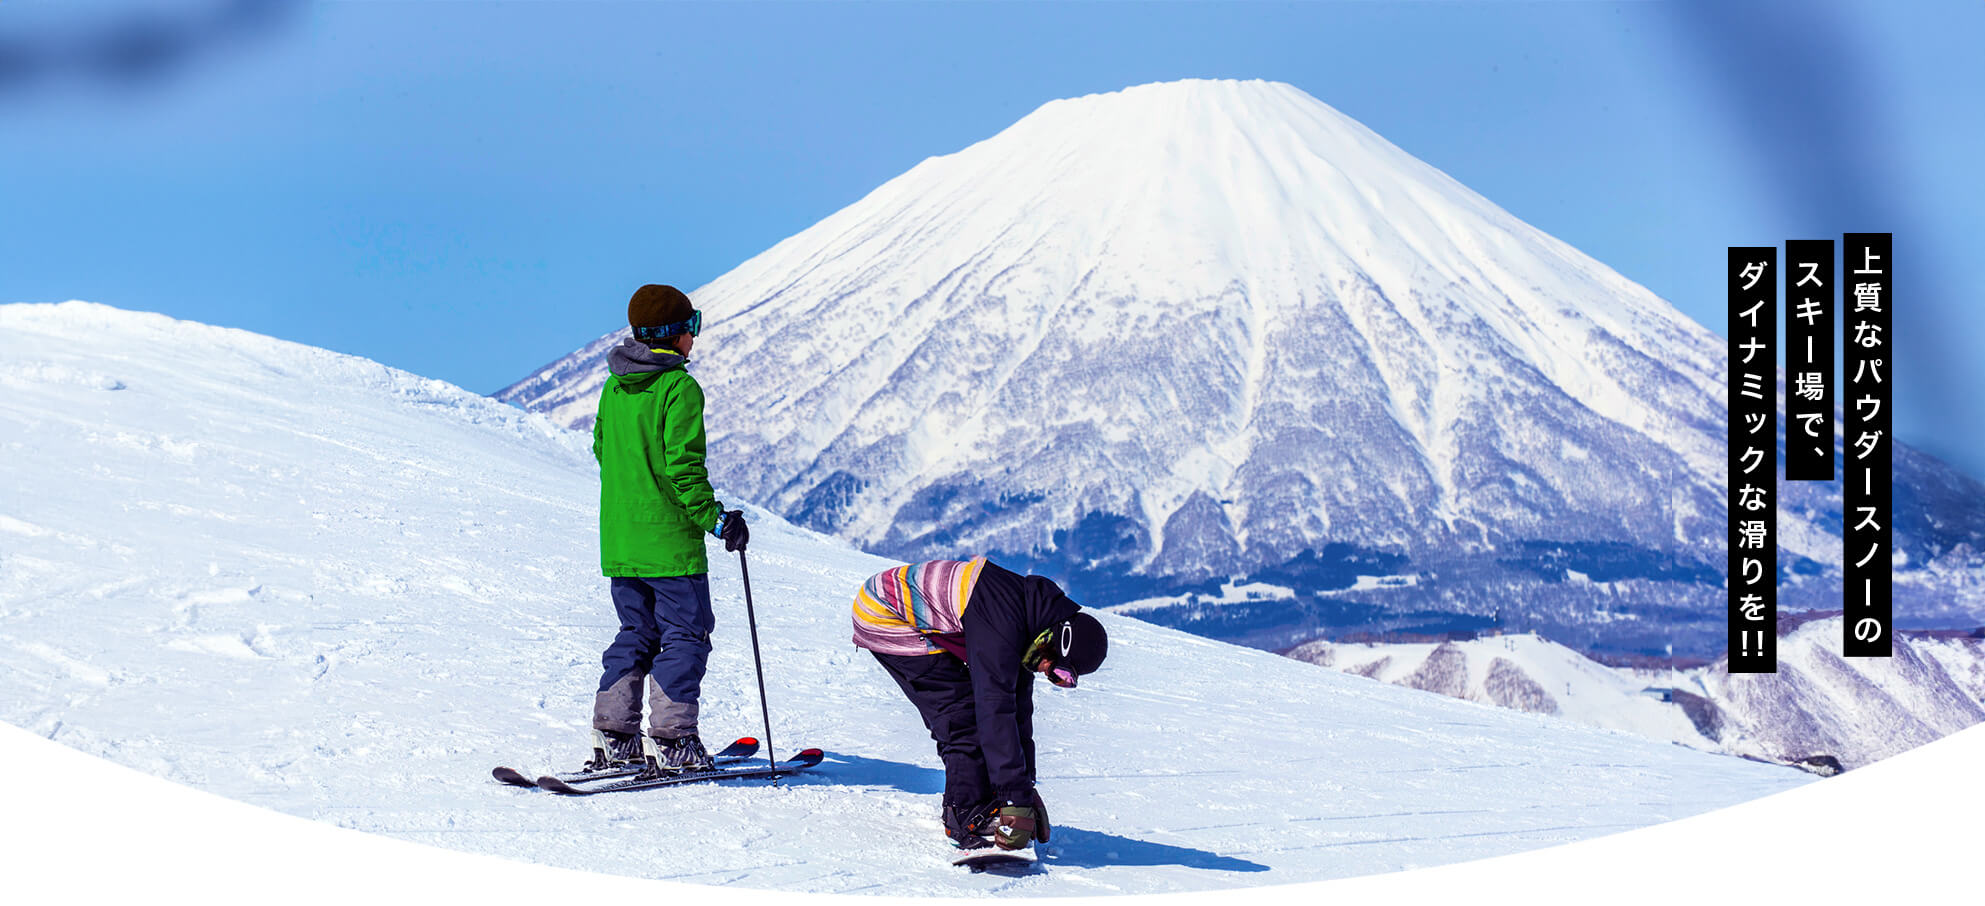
[11,721,1985,905]
[1,301,1813,896]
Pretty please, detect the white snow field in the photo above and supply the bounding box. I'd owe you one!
[1,302,1810,896]
[11,721,1983,905]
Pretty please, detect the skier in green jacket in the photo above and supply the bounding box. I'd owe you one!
[589,284,750,772]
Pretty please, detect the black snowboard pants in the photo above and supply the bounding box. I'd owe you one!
[871,650,1035,811]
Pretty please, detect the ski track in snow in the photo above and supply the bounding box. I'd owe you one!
[0,301,1810,896]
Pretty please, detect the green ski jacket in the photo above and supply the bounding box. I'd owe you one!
[593,341,723,577]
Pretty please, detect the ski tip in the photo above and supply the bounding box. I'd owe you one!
[536,775,583,794]
[492,767,536,787]
[789,748,825,767]
[713,737,760,759]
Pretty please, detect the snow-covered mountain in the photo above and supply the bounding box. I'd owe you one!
[1697,613,1985,770]
[1285,620,1985,771]
[1,301,1811,895]
[497,79,1985,659]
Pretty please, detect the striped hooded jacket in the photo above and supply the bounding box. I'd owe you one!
[850,557,988,657]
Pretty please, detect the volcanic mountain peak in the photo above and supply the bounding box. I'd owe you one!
[498,80,1985,657]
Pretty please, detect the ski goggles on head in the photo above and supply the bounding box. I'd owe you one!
[632,310,701,341]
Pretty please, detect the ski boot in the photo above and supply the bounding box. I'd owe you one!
[645,733,716,772]
[586,728,645,772]
[943,798,999,849]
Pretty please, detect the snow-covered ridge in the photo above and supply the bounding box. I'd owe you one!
[1287,633,1715,750]
[6,301,588,458]
[1287,622,1985,771]
[3,300,1809,895]
[1701,615,1985,770]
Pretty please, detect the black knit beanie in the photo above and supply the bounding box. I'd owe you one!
[1054,612,1109,676]
[628,284,693,332]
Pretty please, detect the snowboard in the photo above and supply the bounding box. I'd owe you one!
[951,837,1040,872]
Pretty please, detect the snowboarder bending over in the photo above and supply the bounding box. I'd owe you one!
[590,284,750,772]
[851,557,1108,851]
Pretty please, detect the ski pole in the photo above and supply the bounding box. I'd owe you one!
[737,548,779,775]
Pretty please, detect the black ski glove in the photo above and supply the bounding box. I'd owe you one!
[717,509,749,552]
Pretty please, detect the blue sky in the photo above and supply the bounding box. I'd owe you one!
[2,0,1980,479]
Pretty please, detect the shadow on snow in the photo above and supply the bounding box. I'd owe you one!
[1043,827,1270,873]
[792,754,1268,873]
[793,751,945,796]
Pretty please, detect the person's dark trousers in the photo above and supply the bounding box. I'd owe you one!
[873,650,995,810]
[594,575,714,739]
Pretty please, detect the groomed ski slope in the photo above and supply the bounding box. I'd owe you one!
[0,302,1809,896]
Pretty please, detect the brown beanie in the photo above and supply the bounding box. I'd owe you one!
[628,284,693,330]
